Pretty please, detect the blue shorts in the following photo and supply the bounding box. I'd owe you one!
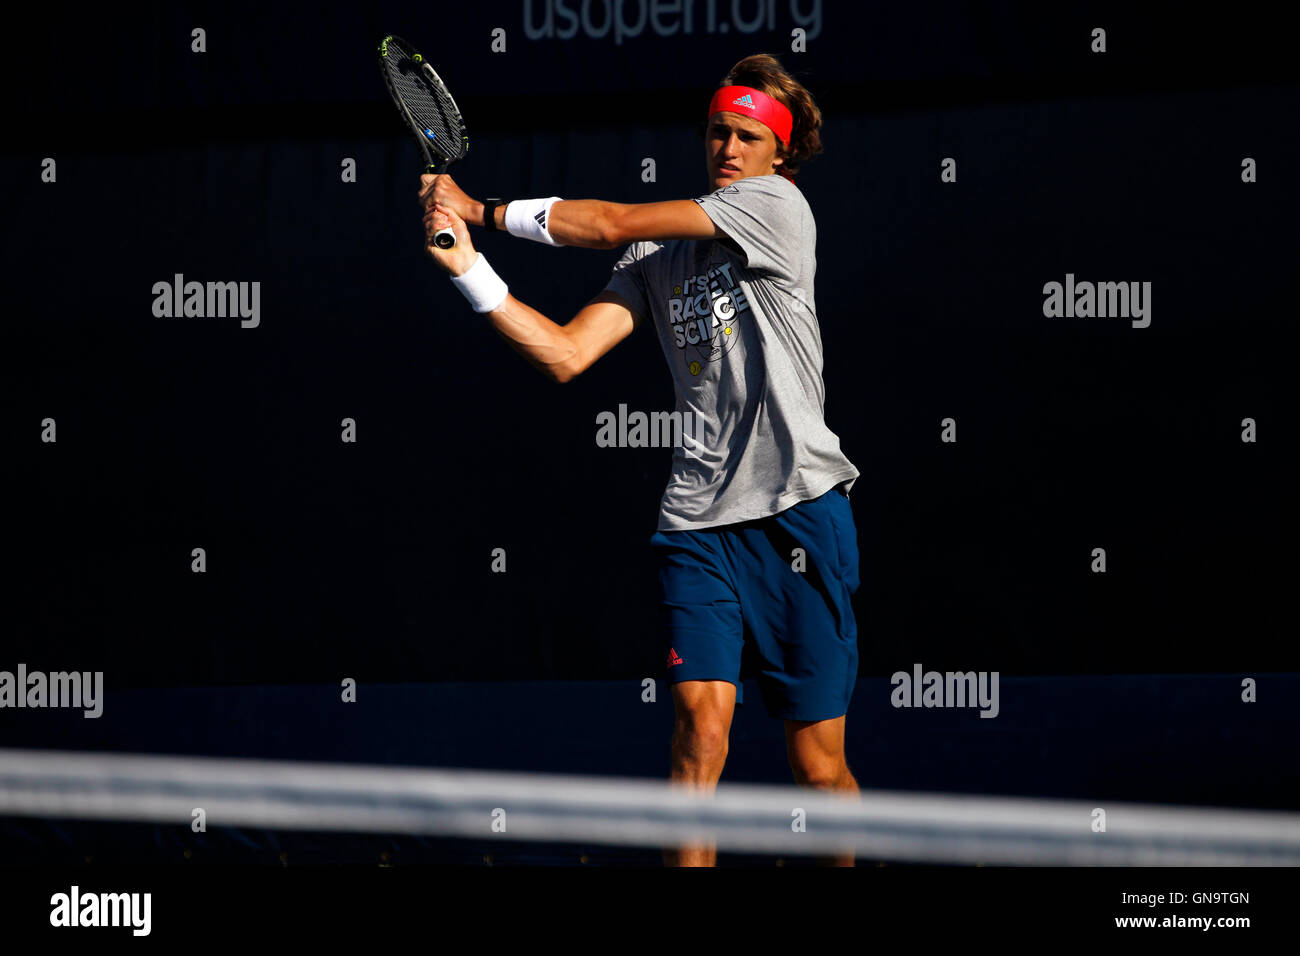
[649,486,860,722]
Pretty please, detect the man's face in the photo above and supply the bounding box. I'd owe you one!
[705,112,784,190]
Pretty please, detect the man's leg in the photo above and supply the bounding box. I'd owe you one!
[785,715,859,866]
[664,679,737,867]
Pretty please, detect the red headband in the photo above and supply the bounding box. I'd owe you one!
[707,85,793,148]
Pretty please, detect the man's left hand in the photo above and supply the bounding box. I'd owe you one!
[418,173,482,226]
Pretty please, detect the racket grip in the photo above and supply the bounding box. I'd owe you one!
[433,227,456,250]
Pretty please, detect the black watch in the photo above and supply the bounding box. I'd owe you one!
[482,197,506,231]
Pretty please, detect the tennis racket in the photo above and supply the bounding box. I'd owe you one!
[378,34,469,250]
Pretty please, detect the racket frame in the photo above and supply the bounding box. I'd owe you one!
[378,35,469,249]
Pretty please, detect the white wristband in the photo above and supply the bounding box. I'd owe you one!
[449,253,509,313]
[504,196,563,246]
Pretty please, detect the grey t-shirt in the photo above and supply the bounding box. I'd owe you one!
[603,172,859,531]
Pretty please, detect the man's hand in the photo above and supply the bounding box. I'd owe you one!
[418,173,482,227]
[423,202,478,276]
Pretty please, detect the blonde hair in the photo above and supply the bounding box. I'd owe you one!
[717,53,823,179]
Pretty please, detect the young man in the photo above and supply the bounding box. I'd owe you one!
[419,54,861,866]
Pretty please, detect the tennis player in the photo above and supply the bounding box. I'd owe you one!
[420,54,861,867]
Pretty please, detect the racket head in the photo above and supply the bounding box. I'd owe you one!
[378,35,469,172]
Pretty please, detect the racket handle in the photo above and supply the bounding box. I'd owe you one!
[433,226,456,250]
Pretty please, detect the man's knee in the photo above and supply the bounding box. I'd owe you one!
[790,755,850,789]
[676,717,728,754]
[671,683,735,756]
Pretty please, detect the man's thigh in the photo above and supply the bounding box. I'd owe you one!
[651,528,747,703]
[735,490,859,720]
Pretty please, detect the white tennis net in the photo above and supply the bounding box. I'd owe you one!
[2,748,1297,865]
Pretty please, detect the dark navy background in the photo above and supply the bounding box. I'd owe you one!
[2,1,1296,861]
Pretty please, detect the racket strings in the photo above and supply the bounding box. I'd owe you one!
[384,57,465,162]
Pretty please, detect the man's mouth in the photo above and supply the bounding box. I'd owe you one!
[718,164,739,174]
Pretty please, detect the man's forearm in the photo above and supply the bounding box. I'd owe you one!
[485,196,716,248]
[486,199,622,249]
[545,200,623,248]
[481,293,578,382]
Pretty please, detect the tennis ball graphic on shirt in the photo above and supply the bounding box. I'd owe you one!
[724,327,732,335]
[688,361,702,375]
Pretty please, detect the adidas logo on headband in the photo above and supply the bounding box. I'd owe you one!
[708,85,794,149]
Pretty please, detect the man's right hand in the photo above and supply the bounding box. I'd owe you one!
[418,173,483,226]
[423,203,478,277]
